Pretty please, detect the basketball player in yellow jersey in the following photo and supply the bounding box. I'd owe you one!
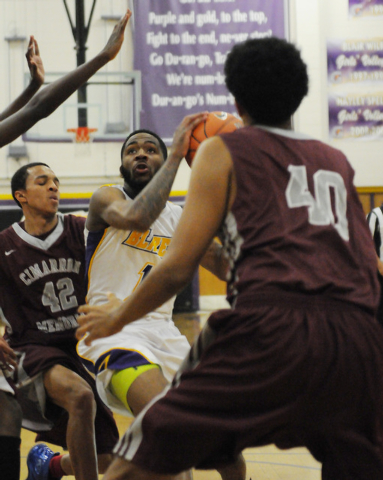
[77,117,246,480]
[77,117,218,414]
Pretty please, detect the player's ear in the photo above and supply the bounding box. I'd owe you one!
[119,165,123,178]
[14,190,27,204]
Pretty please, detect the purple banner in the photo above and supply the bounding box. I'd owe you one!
[329,92,383,140]
[328,39,383,84]
[133,0,287,143]
[349,0,383,18]
[327,38,383,140]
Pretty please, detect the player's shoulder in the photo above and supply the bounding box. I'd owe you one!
[91,184,126,203]
[63,212,87,230]
[0,224,18,262]
[193,134,233,176]
[98,184,124,193]
[0,223,16,242]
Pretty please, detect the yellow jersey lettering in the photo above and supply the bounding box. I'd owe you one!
[123,230,171,257]
[158,238,171,257]
[136,230,151,250]
[124,231,142,246]
[148,237,162,253]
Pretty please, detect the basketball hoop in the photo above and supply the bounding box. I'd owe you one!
[67,127,98,143]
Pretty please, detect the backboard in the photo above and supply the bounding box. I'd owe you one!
[22,70,141,143]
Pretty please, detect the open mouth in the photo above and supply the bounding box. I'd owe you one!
[134,163,149,174]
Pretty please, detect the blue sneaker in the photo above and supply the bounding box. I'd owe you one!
[26,443,61,480]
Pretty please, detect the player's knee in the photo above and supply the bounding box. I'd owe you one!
[66,381,96,416]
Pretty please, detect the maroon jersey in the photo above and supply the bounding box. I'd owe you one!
[220,125,378,313]
[0,214,86,347]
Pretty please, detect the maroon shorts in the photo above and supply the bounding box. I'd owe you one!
[115,298,383,479]
[14,342,118,453]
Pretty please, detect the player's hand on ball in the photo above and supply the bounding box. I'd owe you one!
[170,112,208,162]
[185,111,244,166]
[76,293,124,345]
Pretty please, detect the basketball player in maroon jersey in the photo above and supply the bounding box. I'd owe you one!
[3,162,120,480]
[0,35,45,480]
[0,10,132,480]
[78,37,383,480]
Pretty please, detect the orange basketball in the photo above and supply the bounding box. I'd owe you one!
[185,111,243,166]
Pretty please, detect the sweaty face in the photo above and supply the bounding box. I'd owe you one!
[20,165,60,215]
[120,133,164,193]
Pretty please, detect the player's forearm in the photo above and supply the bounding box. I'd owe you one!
[0,53,111,148]
[115,258,193,328]
[77,257,193,344]
[27,52,110,119]
[125,154,182,231]
[122,113,212,231]
[22,9,130,124]
[0,79,41,122]
[0,11,130,149]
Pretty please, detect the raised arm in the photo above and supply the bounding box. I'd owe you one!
[0,36,44,122]
[86,112,208,233]
[77,135,235,344]
[0,9,132,148]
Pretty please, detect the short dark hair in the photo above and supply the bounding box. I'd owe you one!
[11,162,50,208]
[120,129,168,162]
[224,37,309,126]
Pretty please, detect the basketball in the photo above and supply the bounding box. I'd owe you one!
[185,111,243,166]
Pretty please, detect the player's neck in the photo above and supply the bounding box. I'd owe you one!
[243,113,293,130]
[23,212,58,237]
[123,183,143,200]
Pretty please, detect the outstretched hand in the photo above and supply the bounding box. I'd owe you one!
[26,36,45,87]
[76,293,124,345]
[102,9,132,61]
[170,112,208,161]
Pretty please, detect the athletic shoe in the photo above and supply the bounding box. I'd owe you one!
[26,443,61,480]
